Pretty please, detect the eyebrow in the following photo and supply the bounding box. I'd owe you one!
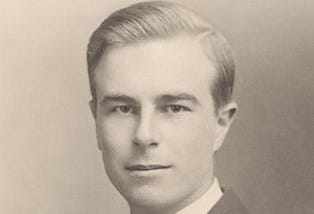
[99,94,138,106]
[155,93,200,105]
[99,93,200,106]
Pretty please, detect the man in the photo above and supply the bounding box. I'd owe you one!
[87,1,249,213]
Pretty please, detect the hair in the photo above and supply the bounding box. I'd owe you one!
[87,1,235,112]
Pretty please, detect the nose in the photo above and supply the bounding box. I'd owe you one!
[132,108,159,148]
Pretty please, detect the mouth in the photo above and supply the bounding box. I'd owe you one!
[125,164,172,171]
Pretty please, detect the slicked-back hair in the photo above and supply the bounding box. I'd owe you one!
[87,1,235,113]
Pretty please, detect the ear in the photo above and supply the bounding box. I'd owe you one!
[89,99,103,150]
[89,99,97,119]
[213,102,237,152]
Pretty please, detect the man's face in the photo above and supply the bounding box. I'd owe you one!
[92,36,232,212]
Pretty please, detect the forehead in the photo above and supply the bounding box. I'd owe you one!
[94,36,217,99]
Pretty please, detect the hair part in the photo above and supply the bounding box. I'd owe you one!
[87,1,235,113]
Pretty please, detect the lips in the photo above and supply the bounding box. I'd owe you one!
[125,164,172,171]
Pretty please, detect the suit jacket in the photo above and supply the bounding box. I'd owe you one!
[208,189,250,214]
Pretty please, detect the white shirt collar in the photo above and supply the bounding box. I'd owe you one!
[175,177,223,214]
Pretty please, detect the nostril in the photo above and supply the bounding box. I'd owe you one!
[149,141,159,147]
[132,138,159,148]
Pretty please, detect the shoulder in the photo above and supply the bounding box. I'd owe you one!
[208,189,250,214]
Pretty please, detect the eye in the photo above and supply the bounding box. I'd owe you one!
[162,105,190,113]
[113,105,134,114]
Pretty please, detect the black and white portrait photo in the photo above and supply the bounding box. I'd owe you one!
[1,1,313,214]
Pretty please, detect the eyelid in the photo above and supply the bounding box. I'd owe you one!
[160,104,191,113]
[109,104,137,115]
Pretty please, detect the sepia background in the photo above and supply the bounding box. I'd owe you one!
[1,0,313,213]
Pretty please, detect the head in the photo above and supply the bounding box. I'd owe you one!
[87,1,237,213]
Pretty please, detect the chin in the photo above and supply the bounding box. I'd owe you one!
[122,185,197,214]
[121,186,176,210]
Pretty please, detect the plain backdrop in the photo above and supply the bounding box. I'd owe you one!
[1,0,313,213]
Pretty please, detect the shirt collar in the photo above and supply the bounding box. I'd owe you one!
[175,177,223,214]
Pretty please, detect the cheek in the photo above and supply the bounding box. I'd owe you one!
[96,117,135,158]
[162,114,217,161]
